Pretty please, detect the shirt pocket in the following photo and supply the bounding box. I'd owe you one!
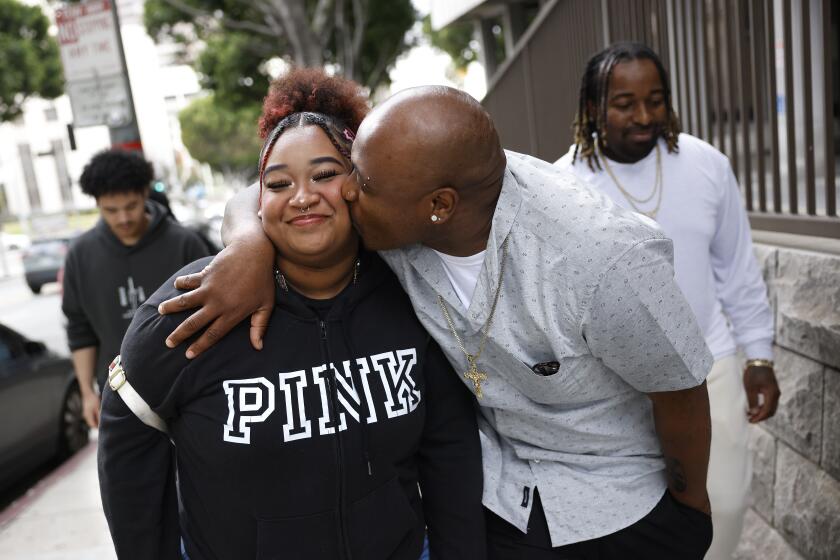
[500,354,584,404]
[507,354,623,404]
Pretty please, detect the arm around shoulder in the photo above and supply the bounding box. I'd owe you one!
[156,184,276,357]
[221,182,264,247]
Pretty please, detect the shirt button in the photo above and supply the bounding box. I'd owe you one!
[533,459,541,464]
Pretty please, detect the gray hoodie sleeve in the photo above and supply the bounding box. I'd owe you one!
[61,247,99,351]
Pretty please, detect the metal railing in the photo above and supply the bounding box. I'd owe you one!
[481,0,839,238]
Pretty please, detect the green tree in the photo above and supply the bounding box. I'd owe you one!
[144,0,416,108]
[178,94,262,176]
[421,15,477,73]
[0,0,63,122]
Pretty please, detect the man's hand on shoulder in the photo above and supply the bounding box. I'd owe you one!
[157,239,275,358]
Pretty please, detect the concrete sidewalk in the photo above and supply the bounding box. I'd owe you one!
[0,432,777,560]
[0,436,116,560]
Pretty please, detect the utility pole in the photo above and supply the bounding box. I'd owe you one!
[108,0,142,153]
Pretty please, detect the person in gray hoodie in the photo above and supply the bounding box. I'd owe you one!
[61,149,209,429]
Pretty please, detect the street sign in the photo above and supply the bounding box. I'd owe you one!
[56,0,132,127]
[56,0,123,80]
[65,75,132,127]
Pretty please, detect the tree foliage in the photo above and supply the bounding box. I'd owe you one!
[144,0,416,108]
[0,0,63,122]
[178,94,262,176]
[421,15,477,73]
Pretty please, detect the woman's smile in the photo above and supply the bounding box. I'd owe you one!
[289,213,329,226]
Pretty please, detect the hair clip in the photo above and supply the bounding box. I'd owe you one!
[343,128,356,142]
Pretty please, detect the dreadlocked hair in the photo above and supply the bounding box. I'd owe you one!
[258,67,369,188]
[572,42,681,172]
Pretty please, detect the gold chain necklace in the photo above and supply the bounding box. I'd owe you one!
[599,143,663,219]
[436,238,508,398]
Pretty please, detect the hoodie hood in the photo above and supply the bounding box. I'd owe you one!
[94,199,171,255]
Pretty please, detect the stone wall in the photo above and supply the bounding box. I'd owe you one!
[734,242,840,560]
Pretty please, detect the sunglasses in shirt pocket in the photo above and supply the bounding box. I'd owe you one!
[530,361,561,376]
[510,357,581,404]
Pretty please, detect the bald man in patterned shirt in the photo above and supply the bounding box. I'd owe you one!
[158,86,715,559]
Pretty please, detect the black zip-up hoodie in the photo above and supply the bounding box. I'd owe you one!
[61,200,210,388]
[98,252,486,560]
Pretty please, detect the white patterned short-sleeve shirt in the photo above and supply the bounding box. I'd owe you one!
[379,151,713,546]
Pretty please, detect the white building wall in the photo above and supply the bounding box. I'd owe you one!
[0,96,107,218]
[1,0,202,221]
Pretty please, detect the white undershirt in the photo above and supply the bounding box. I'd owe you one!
[433,249,486,309]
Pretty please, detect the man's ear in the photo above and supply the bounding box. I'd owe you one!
[428,187,458,224]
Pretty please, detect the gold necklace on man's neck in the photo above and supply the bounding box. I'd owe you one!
[436,238,508,398]
[598,143,663,219]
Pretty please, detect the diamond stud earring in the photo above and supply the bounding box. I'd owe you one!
[431,215,439,222]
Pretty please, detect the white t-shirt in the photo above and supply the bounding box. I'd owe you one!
[433,249,486,309]
[556,133,773,361]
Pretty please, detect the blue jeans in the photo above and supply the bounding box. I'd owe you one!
[419,535,430,559]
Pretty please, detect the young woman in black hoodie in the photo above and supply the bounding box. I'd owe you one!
[98,69,486,560]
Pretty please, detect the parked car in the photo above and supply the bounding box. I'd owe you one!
[0,323,88,492]
[22,238,70,294]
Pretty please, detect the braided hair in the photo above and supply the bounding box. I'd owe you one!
[572,42,681,171]
[258,68,369,191]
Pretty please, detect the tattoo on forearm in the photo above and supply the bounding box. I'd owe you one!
[665,457,687,492]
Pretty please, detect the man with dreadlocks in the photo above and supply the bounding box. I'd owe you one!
[557,42,780,560]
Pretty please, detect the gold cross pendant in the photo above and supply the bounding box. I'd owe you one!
[464,355,488,398]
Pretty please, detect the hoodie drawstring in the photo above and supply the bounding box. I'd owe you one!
[340,326,374,477]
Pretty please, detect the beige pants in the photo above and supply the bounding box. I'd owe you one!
[704,355,752,560]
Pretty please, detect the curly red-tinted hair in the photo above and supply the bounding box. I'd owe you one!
[259,67,369,139]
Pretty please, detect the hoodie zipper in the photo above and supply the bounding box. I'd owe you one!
[319,320,353,559]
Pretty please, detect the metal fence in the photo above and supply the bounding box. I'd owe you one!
[481,0,839,238]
